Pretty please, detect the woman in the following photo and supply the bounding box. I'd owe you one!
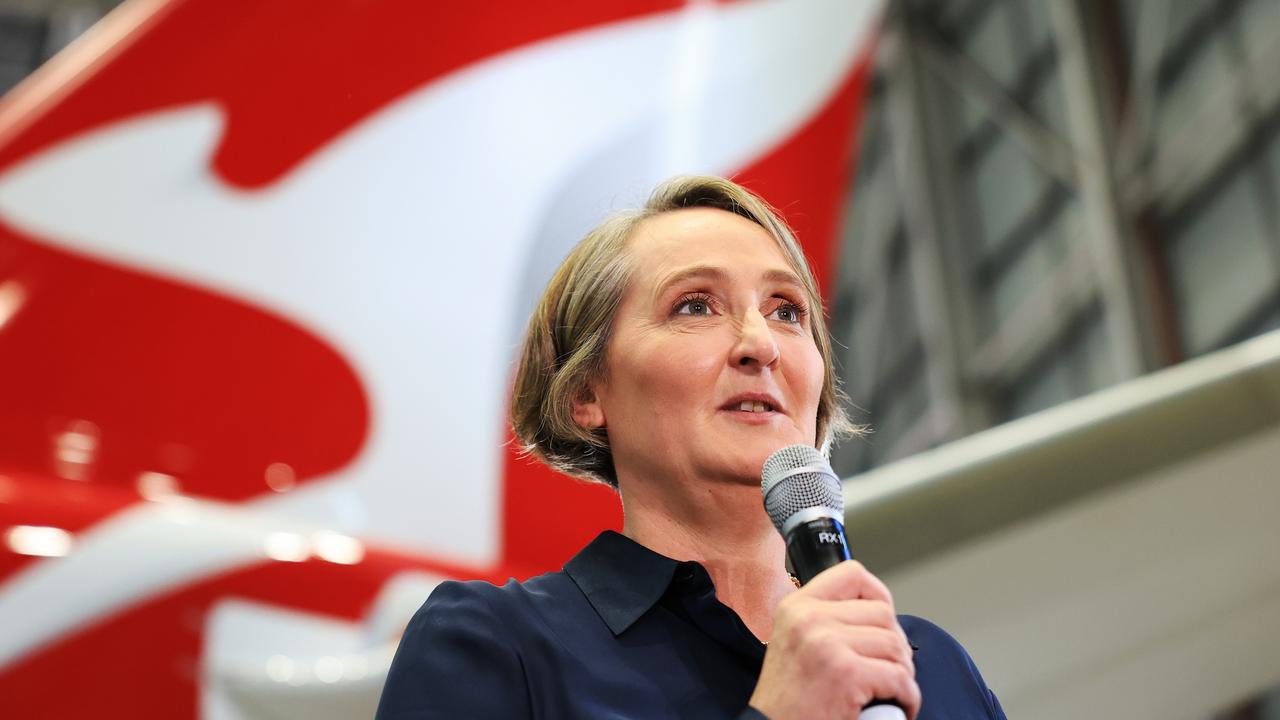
[376,176,1006,719]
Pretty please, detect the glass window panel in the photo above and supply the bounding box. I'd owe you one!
[1007,352,1073,419]
[882,243,920,369]
[1072,312,1115,394]
[0,66,28,95]
[972,134,1044,250]
[831,436,865,478]
[1029,62,1070,139]
[965,3,1019,88]
[868,363,929,466]
[1227,296,1280,343]
[1269,128,1280,211]
[849,304,878,399]
[1117,0,1139,41]
[855,109,888,178]
[1018,2,1053,54]
[833,326,859,401]
[1006,310,1108,420]
[933,0,984,31]
[907,0,938,20]
[849,164,899,256]
[0,15,43,65]
[936,75,987,147]
[1164,0,1221,44]
[1167,170,1277,354]
[1255,305,1280,337]
[1119,0,1220,54]
[849,119,901,239]
[1156,34,1233,146]
[953,82,989,143]
[1262,685,1280,720]
[989,239,1052,330]
[44,6,106,60]
[1212,681,1280,719]
[1239,0,1280,72]
[988,201,1076,329]
[840,180,873,281]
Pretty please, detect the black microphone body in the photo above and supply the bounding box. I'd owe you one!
[785,515,852,585]
[762,445,907,720]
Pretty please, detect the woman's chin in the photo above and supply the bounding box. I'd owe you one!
[716,415,807,449]
[724,444,803,484]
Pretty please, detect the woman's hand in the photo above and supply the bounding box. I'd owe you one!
[748,561,920,720]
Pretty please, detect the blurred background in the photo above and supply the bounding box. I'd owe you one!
[0,0,1277,718]
[828,0,1280,476]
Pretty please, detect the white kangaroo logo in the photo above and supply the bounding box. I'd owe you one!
[0,0,877,671]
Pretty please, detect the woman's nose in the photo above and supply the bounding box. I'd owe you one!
[731,311,780,370]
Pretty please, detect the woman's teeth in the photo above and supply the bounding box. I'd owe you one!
[737,400,772,413]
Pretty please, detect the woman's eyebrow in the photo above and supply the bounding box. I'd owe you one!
[651,266,805,301]
[651,265,729,301]
[761,268,805,292]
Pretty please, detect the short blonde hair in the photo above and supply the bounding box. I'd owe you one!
[511,175,855,487]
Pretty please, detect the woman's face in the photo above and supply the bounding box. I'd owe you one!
[579,207,825,488]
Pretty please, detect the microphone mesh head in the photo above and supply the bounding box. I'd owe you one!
[761,444,843,532]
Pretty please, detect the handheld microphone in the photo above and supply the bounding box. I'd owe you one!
[761,444,907,720]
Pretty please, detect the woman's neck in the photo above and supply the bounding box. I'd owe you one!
[617,475,795,642]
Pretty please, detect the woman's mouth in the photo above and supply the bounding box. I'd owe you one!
[719,395,785,423]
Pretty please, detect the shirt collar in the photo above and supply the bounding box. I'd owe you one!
[564,530,681,636]
[565,530,923,653]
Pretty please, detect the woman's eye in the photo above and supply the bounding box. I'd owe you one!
[769,302,806,324]
[675,298,714,316]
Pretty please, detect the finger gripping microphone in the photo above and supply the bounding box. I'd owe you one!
[762,445,907,720]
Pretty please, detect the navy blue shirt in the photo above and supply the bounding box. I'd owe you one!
[377,531,1007,719]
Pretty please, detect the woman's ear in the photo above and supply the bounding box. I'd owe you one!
[570,383,606,430]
